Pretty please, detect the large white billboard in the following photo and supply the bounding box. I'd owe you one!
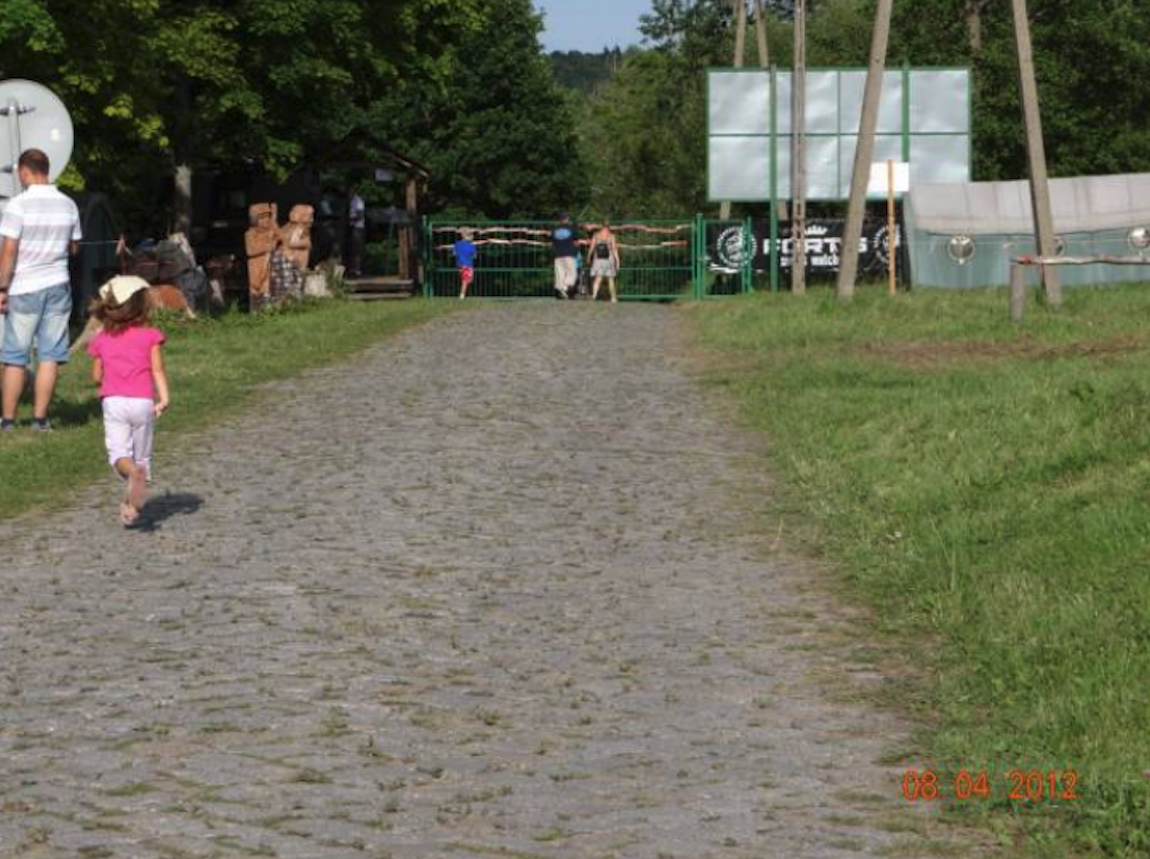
[707,68,972,202]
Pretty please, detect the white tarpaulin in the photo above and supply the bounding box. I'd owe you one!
[906,173,1150,235]
[903,172,1150,288]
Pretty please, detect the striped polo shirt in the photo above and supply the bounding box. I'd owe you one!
[0,184,82,296]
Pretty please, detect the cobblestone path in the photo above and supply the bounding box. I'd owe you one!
[0,304,955,859]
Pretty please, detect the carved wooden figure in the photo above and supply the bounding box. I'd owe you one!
[245,202,280,306]
[281,204,314,272]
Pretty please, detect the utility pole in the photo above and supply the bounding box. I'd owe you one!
[720,0,749,221]
[754,0,769,67]
[791,0,807,295]
[836,0,894,301]
[1009,0,1061,306]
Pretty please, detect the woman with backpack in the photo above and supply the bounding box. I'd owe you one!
[587,221,621,303]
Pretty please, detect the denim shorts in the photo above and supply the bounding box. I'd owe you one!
[1,282,72,366]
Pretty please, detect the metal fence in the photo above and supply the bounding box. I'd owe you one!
[424,217,754,300]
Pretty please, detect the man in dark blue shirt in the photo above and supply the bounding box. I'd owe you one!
[551,213,579,299]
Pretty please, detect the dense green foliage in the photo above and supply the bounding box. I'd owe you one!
[549,48,628,94]
[575,0,1150,216]
[0,299,453,521]
[0,0,584,227]
[371,0,588,218]
[888,0,1150,186]
[4,1,1148,226]
[577,0,871,216]
[695,286,1150,857]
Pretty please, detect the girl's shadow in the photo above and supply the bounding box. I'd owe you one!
[132,492,203,532]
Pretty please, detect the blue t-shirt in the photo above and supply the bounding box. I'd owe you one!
[454,240,477,268]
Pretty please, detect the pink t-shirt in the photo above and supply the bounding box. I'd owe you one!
[87,326,166,400]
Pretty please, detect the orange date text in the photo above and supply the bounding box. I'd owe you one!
[899,768,1080,803]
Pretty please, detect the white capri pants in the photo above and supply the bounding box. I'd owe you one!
[103,396,156,477]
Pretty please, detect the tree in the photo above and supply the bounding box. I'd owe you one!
[888,0,1150,181]
[371,0,589,218]
[583,0,867,216]
[549,49,626,95]
[0,0,489,232]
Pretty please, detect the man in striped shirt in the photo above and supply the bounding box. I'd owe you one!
[0,148,81,432]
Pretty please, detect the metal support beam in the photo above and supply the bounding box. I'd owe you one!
[1009,0,1061,307]
[791,0,807,295]
[720,0,749,221]
[836,0,894,301]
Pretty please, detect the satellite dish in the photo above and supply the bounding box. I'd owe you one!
[946,235,977,265]
[0,79,74,199]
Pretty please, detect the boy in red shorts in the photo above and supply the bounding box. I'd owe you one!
[454,227,480,299]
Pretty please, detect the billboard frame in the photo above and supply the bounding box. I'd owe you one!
[707,63,973,290]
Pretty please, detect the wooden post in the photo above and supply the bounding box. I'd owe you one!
[753,1,786,227]
[734,0,747,69]
[753,0,769,67]
[401,175,419,282]
[1010,262,1026,322]
[791,0,807,295]
[887,159,896,295]
[1009,0,1061,307]
[837,0,894,301]
[720,0,749,222]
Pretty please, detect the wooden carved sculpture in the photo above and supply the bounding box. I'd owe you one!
[245,202,280,308]
[281,204,314,272]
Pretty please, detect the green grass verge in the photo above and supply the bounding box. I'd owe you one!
[690,284,1150,858]
[0,298,454,521]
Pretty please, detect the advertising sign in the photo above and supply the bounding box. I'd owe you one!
[707,219,902,277]
[707,68,971,202]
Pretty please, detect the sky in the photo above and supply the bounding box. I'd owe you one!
[533,0,649,53]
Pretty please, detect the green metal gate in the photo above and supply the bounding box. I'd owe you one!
[424,216,753,300]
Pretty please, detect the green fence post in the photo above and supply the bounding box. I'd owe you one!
[692,214,698,299]
[902,61,912,163]
[769,64,780,293]
[695,213,704,299]
[742,216,753,294]
[422,216,431,298]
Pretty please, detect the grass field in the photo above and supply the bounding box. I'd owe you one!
[0,299,453,521]
[691,284,1150,858]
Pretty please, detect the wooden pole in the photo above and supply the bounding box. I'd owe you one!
[720,0,749,222]
[837,0,894,301]
[734,0,747,69]
[753,1,785,226]
[791,0,807,295]
[1009,0,1061,307]
[754,0,769,67]
[887,159,896,295]
[1010,262,1026,322]
[402,175,419,282]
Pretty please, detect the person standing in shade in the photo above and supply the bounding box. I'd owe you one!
[347,186,366,278]
[587,221,621,303]
[551,213,579,300]
[0,148,81,432]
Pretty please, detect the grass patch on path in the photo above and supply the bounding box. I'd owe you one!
[0,299,454,521]
[690,285,1150,858]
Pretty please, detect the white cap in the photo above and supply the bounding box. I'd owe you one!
[99,275,150,305]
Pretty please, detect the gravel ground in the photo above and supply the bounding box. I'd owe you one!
[0,303,965,859]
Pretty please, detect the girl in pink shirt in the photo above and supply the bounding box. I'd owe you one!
[87,276,171,525]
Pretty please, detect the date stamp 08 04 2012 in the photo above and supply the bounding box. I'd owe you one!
[900,769,1080,803]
